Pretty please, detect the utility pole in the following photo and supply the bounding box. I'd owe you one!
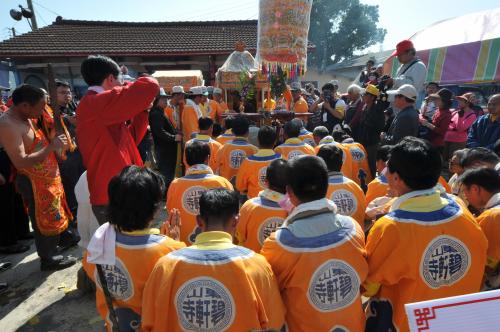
[26,0,38,30]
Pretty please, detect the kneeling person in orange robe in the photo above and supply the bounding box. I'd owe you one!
[141,188,286,332]
[274,119,315,160]
[216,115,258,183]
[261,156,368,331]
[365,145,392,204]
[216,115,236,145]
[85,166,185,331]
[184,117,222,171]
[167,141,233,245]
[461,167,500,289]
[237,159,288,252]
[363,138,487,332]
[313,125,353,180]
[318,144,366,227]
[236,125,281,198]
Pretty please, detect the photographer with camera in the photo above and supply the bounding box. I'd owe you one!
[310,81,346,133]
[383,40,427,108]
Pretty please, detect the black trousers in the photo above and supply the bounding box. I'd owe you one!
[365,144,379,178]
[0,182,30,247]
[59,149,85,219]
[155,146,177,192]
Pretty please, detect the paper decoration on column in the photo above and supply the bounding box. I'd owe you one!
[257,0,313,79]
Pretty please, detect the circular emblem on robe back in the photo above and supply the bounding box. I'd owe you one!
[95,258,134,301]
[182,186,208,215]
[331,326,349,332]
[287,150,304,160]
[258,166,268,188]
[349,147,365,162]
[308,259,360,312]
[331,189,357,216]
[229,149,246,169]
[421,235,471,289]
[176,277,235,332]
[257,217,284,245]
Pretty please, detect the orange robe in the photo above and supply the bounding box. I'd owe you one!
[216,130,235,145]
[166,165,233,244]
[364,190,487,332]
[183,105,202,142]
[235,149,281,198]
[216,137,258,182]
[236,189,287,252]
[274,137,315,160]
[141,232,286,332]
[477,195,500,267]
[366,174,389,205]
[315,137,353,179]
[326,172,366,227]
[183,134,222,171]
[85,230,185,331]
[261,209,368,331]
[298,128,315,146]
[343,142,373,190]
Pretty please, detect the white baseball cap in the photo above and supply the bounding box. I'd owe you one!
[387,84,418,101]
[172,86,185,94]
[290,82,302,91]
[213,87,223,95]
[201,86,209,96]
[189,86,203,95]
[329,80,339,87]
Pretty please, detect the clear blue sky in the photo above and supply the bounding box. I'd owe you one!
[1,0,499,51]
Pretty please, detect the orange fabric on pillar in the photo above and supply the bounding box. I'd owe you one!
[326,173,366,227]
[274,137,315,160]
[235,149,281,198]
[141,232,286,332]
[236,189,287,252]
[166,165,233,245]
[85,231,185,331]
[216,137,258,182]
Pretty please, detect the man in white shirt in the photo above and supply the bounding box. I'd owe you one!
[386,40,427,108]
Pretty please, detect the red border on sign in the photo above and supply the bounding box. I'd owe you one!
[413,295,500,331]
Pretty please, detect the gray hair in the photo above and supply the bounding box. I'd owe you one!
[347,84,363,95]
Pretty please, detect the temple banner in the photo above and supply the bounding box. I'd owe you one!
[257,0,313,79]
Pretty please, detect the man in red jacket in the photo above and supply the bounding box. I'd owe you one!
[76,55,159,224]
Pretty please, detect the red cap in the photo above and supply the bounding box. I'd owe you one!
[391,40,414,57]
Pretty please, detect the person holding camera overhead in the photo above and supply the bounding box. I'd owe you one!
[310,80,347,133]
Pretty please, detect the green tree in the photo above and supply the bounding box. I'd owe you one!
[308,0,386,72]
